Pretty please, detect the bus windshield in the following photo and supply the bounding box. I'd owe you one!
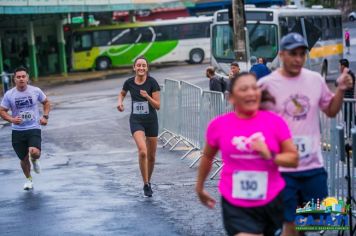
[212,23,278,62]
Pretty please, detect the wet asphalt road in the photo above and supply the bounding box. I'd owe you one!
[0,64,225,236]
[1,28,356,235]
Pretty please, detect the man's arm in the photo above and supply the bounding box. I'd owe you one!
[323,88,345,118]
[39,98,50,126]
[323,70,353,117]
[0,106,13,123]
[42,98,50,116]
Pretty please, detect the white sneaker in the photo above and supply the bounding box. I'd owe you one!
[23,180,33,190]
[31,158,41,174]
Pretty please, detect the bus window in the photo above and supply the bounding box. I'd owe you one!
[111,29,136,45]
[155,25,175,41]
[279,17,288,37]
[212,24,234,61]
[314,17,322,30]
[247,24,278,61]
[178,23,210,40]
[93,30,111,46]
[335,16,342,38]
[287,17,297,32]
[321,16,330,40]
[74,33,92,51]
[328,16,336,39]
[135,27,154,43]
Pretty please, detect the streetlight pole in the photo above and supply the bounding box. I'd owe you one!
[232,0,248,63]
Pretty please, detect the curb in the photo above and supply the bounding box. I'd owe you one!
[31,70,132,89]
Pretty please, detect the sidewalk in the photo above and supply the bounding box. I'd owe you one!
[31,68,132,88]
[0,67,131,96]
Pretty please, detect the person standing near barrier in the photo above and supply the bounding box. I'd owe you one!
[258,33,353,236]
[206,66,226,93]
[0,66,50,190]
[196,72,298,236]
[117,56,160,197]
[249,56,271,80]
[229,61,240,80]
[345,29,351,55]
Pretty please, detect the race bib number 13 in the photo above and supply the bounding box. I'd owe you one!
[232,171,268,200]
[293,136,312,159]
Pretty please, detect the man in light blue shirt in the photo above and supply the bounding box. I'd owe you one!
[0,67,50,190]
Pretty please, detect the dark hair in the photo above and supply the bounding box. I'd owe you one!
[14,66,29,75]
[229,72,275,104]
[133,56,149,67]
[340,59,349,68]
[230,61,239,67]
[206,66,215,76]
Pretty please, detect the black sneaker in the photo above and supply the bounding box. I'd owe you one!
[148,183,153,195]
[143,183,153,197]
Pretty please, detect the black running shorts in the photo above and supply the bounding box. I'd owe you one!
[130,120,158,137]
[222,192,284,236]
[12,129,41,160]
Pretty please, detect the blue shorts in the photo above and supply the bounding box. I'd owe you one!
[281,168,328,222]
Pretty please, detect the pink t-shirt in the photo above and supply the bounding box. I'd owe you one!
[258,68,334,172]
[206,111,291,207]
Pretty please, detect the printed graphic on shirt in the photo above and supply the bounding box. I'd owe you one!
[15,96,33,109]
[284,94,310,121]
[231,132,265,153]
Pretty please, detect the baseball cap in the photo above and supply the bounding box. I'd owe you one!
[280,33,308,51]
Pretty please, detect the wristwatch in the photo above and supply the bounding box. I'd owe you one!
[43,115,49,120]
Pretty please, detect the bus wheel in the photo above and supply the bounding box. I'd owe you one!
[96,57,111,70]
[189,49,204,64]
[321,61,328,80]
[350,16,355,22]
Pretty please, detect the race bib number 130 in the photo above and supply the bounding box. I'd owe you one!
[232,171,268,200]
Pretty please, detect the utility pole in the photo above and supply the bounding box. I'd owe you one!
[232,0,248,63]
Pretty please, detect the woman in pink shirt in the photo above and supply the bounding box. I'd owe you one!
[196,72,298,236]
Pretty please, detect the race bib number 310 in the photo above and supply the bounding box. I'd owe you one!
[20,111,35,122]
[232,171,268,200]
[133,101,149,115]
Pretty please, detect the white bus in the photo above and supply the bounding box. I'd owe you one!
[211,6,343,79]
[69,16,212,71]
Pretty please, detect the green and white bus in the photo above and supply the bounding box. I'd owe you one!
[211,6,343,79]
[69,16,212,71]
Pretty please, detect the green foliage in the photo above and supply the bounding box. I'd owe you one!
[305,0,336,8]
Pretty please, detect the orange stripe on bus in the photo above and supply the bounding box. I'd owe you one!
[309,44,343,59]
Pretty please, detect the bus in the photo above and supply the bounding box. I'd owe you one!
[68,16,212,71]
[211,6,343,79]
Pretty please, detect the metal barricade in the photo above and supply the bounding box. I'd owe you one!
[159,79,181,147]
[177,81,202,148]
[189,90,224,168]
[157,85,164,135]
[169,81,203,159]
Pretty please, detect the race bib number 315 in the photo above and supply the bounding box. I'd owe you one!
[133,101,149,115]
[232,171,268,200]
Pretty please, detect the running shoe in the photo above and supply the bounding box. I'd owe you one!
[148,182,154,194]
[23,180,33,190]
[31,158,41,174]
[143,184,153,197]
